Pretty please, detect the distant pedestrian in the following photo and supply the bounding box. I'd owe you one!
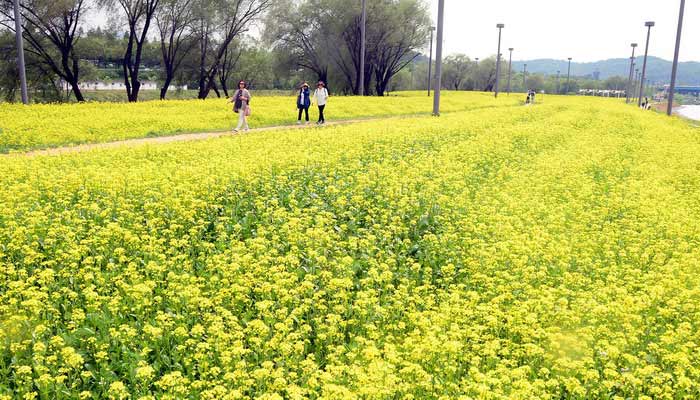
[229,80,251,132]
[312,81,329,124]
[297,82,311,124]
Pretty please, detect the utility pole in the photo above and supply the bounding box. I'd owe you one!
[494,24,504,98]
[432,0,444,115]
[626,43,638,103]
[668,0,685,116]
[358,0,366,96]
[638,21,655,107]
[428,26,435,96]
[507,48,513,95]
[566,57,572,94]
[13,0,29,104]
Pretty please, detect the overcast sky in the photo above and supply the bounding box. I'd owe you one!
[428,0,697,62]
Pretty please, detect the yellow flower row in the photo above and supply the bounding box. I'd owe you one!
[0,92,518,153]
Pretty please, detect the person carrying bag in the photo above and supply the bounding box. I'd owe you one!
[229,80,251,132]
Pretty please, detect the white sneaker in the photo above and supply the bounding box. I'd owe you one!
[296,121,301,125]
[232,128,239,133]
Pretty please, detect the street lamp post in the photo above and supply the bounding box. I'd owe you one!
[626,43,638,103]
[566,57,572,94]
[494,23,504,98]
[523,63,527,90]
[12,0,28,104]
[507,48,513,95]
[358,0,366,96]
[556,70,560,94]
[668,0,685,116]
[638,21,655,107]
[432,0,445,115]
[634,69,640,102]
[427,26,435,96]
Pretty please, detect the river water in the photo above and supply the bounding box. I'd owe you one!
[676,105,700,121]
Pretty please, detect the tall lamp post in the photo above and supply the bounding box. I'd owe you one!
[523,63,527,90]
[507,48,514,95]
[626,43,638,103]
[13,0,28,104]
[358,0,366,96]
[494,23,504,98]
[668,0,685,116]
[638,21,654,107]
[565,57,572,94]
[634,69,640,102]
[432,0,444,115]
[556,70,560,94]
[427,26,436,96]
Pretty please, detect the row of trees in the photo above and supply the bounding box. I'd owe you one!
[1,0,274,101]
[0,0,431,102]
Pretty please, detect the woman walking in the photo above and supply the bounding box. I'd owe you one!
[230,80,251,132]
[297,82,311,124]
[312,81,329,124]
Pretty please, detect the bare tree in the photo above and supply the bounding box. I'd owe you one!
[372,0,427,96]
[217,40,242,97]
[109,0,161,102]
[156,0,195,99]
[265,0,328,84]
[196,0,272,99]
[1,0,88,101]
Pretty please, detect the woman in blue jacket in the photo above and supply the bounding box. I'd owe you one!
[297,82,311,124]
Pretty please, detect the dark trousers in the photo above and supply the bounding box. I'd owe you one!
[318,105,325,122]
[298,107,309,121]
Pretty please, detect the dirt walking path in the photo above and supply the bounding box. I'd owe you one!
[10,115,417,158]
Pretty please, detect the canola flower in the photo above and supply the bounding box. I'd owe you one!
[0,92,518,153]
[0,96,699,399]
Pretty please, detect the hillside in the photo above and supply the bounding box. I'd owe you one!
[512,56,700,85]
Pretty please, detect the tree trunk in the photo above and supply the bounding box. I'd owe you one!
[69,79,84,102]
[211,79,220,98]
[160,74,173,100]
[219,76,229,97]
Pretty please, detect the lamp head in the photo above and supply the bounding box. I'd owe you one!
[568,57,572,61]
[497,23,505,28]
[430,26,436,31]
[645,21,655,27]
[509,47,514,51]
[631,43,638,48]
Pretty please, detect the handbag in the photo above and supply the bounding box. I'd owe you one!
[244,106,251,117]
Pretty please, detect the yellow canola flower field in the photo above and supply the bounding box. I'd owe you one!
[1,96,700,399]
[0,92,518,153]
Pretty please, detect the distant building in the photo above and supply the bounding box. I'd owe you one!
[75,81,188,91]
[578,89,625,98]
[663,85,700,97]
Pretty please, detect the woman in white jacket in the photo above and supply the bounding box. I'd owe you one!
[312,81,329,124]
